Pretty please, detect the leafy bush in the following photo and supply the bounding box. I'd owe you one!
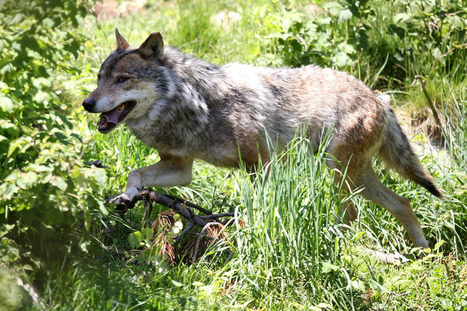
[253,0,466,88]
[0,0,107,286]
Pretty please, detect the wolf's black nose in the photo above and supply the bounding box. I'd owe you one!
[82,98,96,112]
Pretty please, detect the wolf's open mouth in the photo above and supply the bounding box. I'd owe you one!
[97,101,136,133]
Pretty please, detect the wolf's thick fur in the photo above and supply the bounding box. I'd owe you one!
[83,29,442,248]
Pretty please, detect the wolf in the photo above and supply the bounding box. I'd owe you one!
[82,29,442,248]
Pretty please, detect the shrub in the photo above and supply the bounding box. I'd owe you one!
[253,0,466,88]
[0,0,107,286]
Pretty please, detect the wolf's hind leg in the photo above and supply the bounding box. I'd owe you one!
[328,166,358,224]
[111,155,193,210]
[326,145,359,224]
[338,200,358,224]
[354,162,429,248]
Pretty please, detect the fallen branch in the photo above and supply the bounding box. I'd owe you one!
[192,222,226,262]
[411,75,446,145]
[137,190,234,244]
[435,43,467,62]
[163,193,213,215]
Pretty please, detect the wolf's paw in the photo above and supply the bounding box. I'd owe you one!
[107,192,140,212]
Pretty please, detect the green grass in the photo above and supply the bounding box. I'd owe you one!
[11,0,467,310]
[37,129,467,310]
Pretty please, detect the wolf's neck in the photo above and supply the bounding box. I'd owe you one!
[163,47,222,97]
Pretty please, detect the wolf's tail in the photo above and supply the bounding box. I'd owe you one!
[377,95,443,198]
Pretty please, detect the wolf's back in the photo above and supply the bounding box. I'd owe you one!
[377,96,442,198]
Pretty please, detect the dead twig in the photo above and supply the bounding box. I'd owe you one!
[138,190,234,244]
[163,193,213,215]
[444,10,464,17]
[431,43,467,75]
[410,75,445,144]
[435,43,467,62]
[193,222,226,262]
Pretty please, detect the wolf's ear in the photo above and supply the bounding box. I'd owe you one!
[115,28,130,50]
[138,32,164,61]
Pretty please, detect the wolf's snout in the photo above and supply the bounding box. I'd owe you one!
[82,98,96,112]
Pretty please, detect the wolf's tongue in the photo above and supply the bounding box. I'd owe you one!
[99,109,120,126]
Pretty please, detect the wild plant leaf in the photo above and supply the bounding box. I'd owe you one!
[447,15,463,29]
[388,24,406,38]
[0,96,14,113]
[322,262,339,273]
[129,231,143,249]
[16,172,37,189]
[141,227,154,241]
[338,8,353,23]
[322,2,344,17]
[89,168,107,187]
[394,12,411,24]
[7,137,31,158]
[52,176,67,191]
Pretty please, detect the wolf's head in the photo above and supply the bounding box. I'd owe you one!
[82,29,165,133]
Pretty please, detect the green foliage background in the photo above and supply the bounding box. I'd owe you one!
[0,0,108,290]
[0,0,466,310]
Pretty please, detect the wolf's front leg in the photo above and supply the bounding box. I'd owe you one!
[110,155,193,210]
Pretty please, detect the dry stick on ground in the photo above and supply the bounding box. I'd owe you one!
[411,75,442,129]
[411,76,445,141]
[192,222,226,262]
[410,76,460,162]
[139,190,234,244]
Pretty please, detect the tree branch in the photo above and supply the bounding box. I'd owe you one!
[138,190,234,243]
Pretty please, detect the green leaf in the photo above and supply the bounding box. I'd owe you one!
[323,2,344,17]
[322,262,339,273]
[0,183,19,201]
[333,51,352,67]
[4,172,18,182]
[42,17,55,28]
[53,176,67,191]
[97,202,108,216]
[169,220,184,237]
[351,279,365,292]
[338,8,353,23]
[1,120,20,138]
[394,13,411,24]
[129,231,143,248]
[0,135,8,144]
[192,282,204,287]
[316,303,332,310]
[7,137,31,158]
[141,227,154,241]
[171,280,183,287]
[54,131,71,145]
[90,168,107,187]
[16,172,38,189]
[447,15,463,29]
[18,36,40,53]
[0,224,15,238]
[0,96,15,113]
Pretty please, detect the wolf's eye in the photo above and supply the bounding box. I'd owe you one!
[97,73,101,81]
[117,77,129,83]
